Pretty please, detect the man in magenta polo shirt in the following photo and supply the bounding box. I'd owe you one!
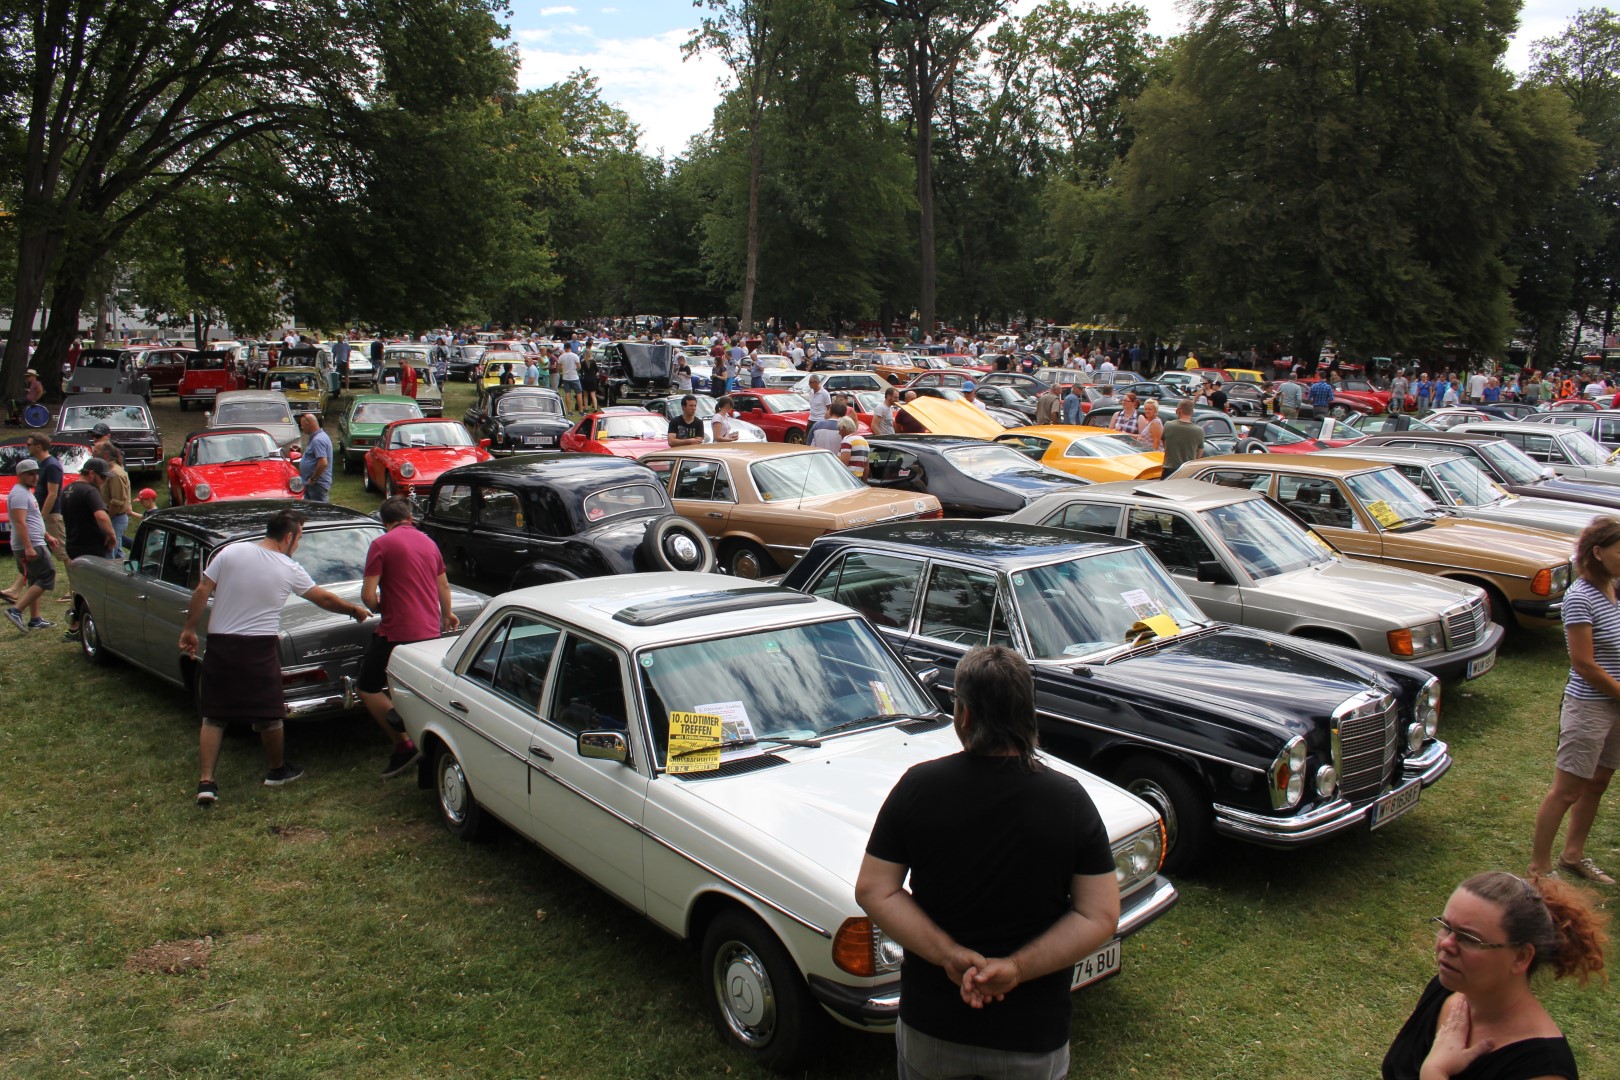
[360,496,460,777]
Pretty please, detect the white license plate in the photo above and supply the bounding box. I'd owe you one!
[1370,781,1421,831]
[1069,939,1122,990]
[525,436,555,446]
[1466,650,1497,679]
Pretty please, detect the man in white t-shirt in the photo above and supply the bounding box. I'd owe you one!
[806,374,832,422]
[179,509,370,804]
[1467,370,1488,403]
[559,346,582,411]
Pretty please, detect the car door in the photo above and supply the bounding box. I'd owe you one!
[139,528,206,678]
[1124,508,1242,624]
[894,561,1015,693]
[464,483,531,593]
[1274,473,1377,558]
[98,525,165,663]
[526,632,648,911]
[864,447,927,493]
[424,482,478,588]
[666,458,734,542]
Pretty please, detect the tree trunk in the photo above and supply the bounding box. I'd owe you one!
[2,231,55,399]
[740,116,763,333]
[37,276,91,391]
[916,90,936,337]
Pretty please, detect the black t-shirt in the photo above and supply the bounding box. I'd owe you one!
[62,482,110,559]
[668,416,703,441]
[1383,977,1578,1080]
[866,753,1115,1052]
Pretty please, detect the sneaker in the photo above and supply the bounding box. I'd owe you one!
[263,763,306,787]
[196,781,218,805]
[381,742,422,779]
[5,608,26,633]
[61,627,80,642]
[1557,856,1616,885]
[27,618,53,630]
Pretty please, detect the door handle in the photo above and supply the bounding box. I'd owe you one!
[528,746,554,761]
[449,700,469,713]
[707,511,724,519]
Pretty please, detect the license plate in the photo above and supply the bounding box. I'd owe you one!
[1466,650,1497,679]
[1370,781,1421,831]
[1069,939,1122,990]
[525,436,555,446]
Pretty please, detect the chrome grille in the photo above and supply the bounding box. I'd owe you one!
[1337,696,1398,802]
[1444,597,1487,650]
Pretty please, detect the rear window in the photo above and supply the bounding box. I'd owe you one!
[582,483,668,523]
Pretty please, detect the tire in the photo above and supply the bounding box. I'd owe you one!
[341,446,355,474]
[701,909,821,1072]
[783,428,805,445]
[435,746,485,841]
[1330,403,1350,420]
[363,465,376,494]
[722,540,774,580]
[178,398,188,412]
[1235,437,1267,454]
[79,603,113,667]
[1116,755,1213,875]
[385,477,398,499]
[640,516,715,573]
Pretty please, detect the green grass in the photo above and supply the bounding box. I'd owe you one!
[0,385,1614,1078]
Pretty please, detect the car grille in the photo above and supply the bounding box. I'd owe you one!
[1444,597,1488,649]
[1336,694,1399,803]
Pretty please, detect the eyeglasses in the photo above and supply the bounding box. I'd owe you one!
[1430,915,1518,950]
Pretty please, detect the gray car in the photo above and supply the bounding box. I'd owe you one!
[68,502,487,720]
[207,389,301,454]
[1452,421,1620,486]
[1009,478,1504,682]
[379,346,445,417]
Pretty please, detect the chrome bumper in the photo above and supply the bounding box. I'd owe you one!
[1117,873,1179,939]
[284,675,360,719]
[1402,740,1452,787]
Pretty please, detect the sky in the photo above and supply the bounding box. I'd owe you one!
[508,0,1594,158]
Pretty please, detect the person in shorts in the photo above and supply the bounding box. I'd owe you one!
[180,509,371,804]
[60,458,119,641]
[5,457,60,631]
[359,496,459,778]
[1531,516,1620,884]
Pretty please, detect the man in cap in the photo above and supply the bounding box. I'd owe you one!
[5,457,61,632]
[23,368,44,406]
[88,422,113,455]
[59,457,120,641]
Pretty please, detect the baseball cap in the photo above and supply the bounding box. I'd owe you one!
[80,457,111,478]
[137,487,157,501]
[962,380,976,391]
[25,368,37,376]
[15,457,39,475]
[89,422,112,437]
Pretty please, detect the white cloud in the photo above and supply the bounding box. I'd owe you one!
[539,5,577,15]
[516,27,732,157]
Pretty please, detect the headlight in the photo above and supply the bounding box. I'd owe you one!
[1111,824,1163,893]
[288,476,304,494]
[1533,565,1569,596]
[1553,563,1570,594]
[832,917,903,977]
[399,461,417,479]
[1388,621,1444,657]
[1417,675,1441,738]
[1315,764,1338,799]
[194,482,212,501]
[1268,736,1307,809]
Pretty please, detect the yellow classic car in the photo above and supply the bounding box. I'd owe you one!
[640,443,943,578]
[479,350,532,387]
[1172,454,1575,631]
[894,395,1006,439]
[263,365,328,419]
[995,425,1165,482]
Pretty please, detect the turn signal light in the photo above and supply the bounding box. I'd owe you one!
[1388,628,1414,656]
[1532,568,1552,596]
[832,917,878,977]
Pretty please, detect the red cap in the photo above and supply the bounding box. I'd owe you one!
[137,488,157,501]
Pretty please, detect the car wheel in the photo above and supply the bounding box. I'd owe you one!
[80,604,112,667]
[1235,437,1267,454]
[1116,755,1212,875]
[341,446,355,474]
[1330,403,1350,420]
[363,466,375,494]
[783,428,805,445]
[701,909,820,1072]
[178,398,188,412]
[385,477,398,499]
[640,516,715,573]
[722,540,773,580]
[435,746,485,841]
[168,486,181,507]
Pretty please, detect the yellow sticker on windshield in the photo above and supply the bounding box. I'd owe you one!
[667,711,723,774]
[1365,499,1401,529]
[1142,613,1181,638]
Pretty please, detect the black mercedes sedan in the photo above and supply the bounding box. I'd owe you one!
[462,384,572,454]
[781,520,1449,873]
[863,434,1090,516]
[56,392,164,474]
[1353,431,1620,513]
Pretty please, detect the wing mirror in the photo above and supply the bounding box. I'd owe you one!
[1197,559,1237,586]
[478,438,491,450]
[578,730,628,764]
[169,456,182,467]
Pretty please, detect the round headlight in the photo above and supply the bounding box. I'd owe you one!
[194,482,212,501]
[1420,676,1441,737]
[1406,722,1426,753]
[1315,764,1338,799]
[876,932,904,970]
[399,461,417,479]
[288,476,304,494]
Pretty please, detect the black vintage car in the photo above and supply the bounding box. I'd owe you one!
[864,434,1091,516]
[1354,431,1620,513]
[600,341,677,403]
[55,393,165,474]
[418,455,715,595]
[780,521,1449,873]
[461,384,571,454]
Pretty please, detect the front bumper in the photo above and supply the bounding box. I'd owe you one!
[1412,620,1505,682]
[1212,747,1448,848]
[1512,596,1564,625]
[285,675,360,719]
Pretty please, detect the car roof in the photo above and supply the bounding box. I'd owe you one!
[867,434,993,451]
[1356,431,1500,445]
[1455,421,1570,434]
[1192,453,1388,475]
[436,453,658,488]
[142,500,375,546]
[646,443,828,461]
[187,427,276,442]
[62,393,148,408]
[1338,445,1466,466]
[819,519,1136,568]
[350,394,418,405]
[1049,477,1265,511]
[214,389,289,402]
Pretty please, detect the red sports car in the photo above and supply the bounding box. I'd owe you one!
[1230,418,1326,454]
[728,388,872,443]
[1,437,87,547]
[365,418,492,497]
[559,408,673,458]
[166,428,304,506]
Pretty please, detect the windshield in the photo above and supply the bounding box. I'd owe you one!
[496,393,562,416]
[1476,440,1547,484]
[1064,433,1152,458]
[79,354,121,370]
[1344,467,1440,527]
[599,415,667,439]
[763,393,810,413]
[216,402,292,425]
[751,451,864,500]
[1318,418,1364,441]
[944,443,1058,480]
[389,423,471,449]
[61,404,151,430]
[1559,430,1611,465]
[639,616,935,769]
[268,372,318,391]
[1202,499,1333,579]
[352,402,421,425]
[1011,549,1207,660]
[1428,457,1508,506]
[220,525,384,587]
[191,432,278,464]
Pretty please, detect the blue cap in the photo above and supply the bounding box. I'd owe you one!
[963,380,976,392]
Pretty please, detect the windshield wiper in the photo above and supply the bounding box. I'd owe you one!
[670,735,822,758]
[819,713,940,738]
[1098,623,1221,664]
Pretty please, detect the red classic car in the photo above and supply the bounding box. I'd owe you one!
[558,407,672,458]
[363,418,491,498]
[728,388,821,443]
[1,437,87,546]
[166,428,304,506]
[131,347,194,393]
[178,349,247,411]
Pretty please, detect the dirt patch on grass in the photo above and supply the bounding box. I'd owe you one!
[269,824,329,844]
[369,819,437,843]
[126,937,212,975]
[465,894,499,906]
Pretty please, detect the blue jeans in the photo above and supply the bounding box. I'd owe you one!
[108,513,130,555]
[303,483,330,503]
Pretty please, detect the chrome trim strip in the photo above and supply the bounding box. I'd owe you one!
[1116,875,1179,939]
[1036,708,1263,774]
[1213,798,1370,843]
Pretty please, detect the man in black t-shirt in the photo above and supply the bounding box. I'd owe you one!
[60,458,120,641]
[857,646,1120,1078]
[667,395,705,447]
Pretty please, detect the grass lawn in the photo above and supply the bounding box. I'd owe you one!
[0,381,1614,1078]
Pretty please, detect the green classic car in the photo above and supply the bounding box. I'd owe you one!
[338,394,423,473]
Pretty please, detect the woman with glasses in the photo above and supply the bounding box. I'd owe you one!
[1383,871,1606,1079]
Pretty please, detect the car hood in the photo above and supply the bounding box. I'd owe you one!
[279,581,487,660]
[219,420,299,446]
[898,397,1006,438]
[1393,517,1575,568]
[1525,476,1620,509]
[187,461,301,500]
[1453,496,1601,537]
[1556,463,1620,486]
[1253,559,1484,620]
[599,436,670,458]
[1061,453,1163,482]
[384,446,487,477]
[984,469,1091,497]
[677,724,1153,885]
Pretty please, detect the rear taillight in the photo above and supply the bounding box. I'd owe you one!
[282,666,327,687]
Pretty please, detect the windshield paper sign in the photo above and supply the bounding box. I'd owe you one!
[667,711,723,773]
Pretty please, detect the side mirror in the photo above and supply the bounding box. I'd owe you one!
[123,559,137,575]
[578,730,628,764]
[203,411,212,426]
[169,456,182,467]
[1196,559,1237,586]
[478,438,491,450]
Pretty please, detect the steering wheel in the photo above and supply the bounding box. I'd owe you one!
[932,627,984,645]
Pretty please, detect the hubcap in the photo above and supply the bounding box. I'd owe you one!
[1126,777,1179,850]
[439,757,469,825]
[732,549,763,579]
[82,615,98,655]
[668,534,699,567]
[712,941,776,1046]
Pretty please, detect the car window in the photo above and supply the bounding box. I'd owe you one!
[672,459,733,502]
[477,486,525,531]
[918,564,1013,648]
[1391,463,1443,501]
[582,483,668,523]
[135,528,167,578]
[997,434,1051,460]
[433,483,474,523]
[810,551,925,629]
[160,531,202,588]
[1041,502,1122,537]
[549,636,628,737]
[1200,469,1272,493]
[1126,510,1218,574]
[1276,475,1361,530]
[464,614,561,707]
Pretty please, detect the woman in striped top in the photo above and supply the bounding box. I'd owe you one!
[1530,517,1620,885]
